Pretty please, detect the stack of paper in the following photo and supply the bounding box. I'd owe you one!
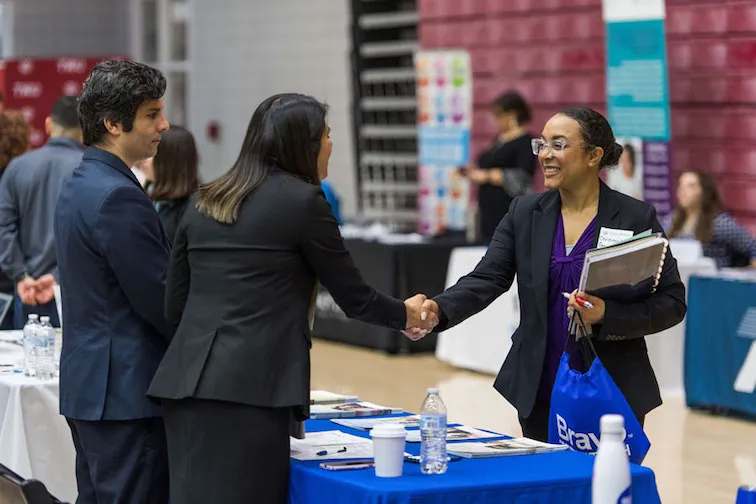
[406,425,502,443]
[331,415,424,431]
[579,232,668,297]
[310,401,403,420]
[310,390,359,405]
[447,438,569,458]
[289,430,373,461]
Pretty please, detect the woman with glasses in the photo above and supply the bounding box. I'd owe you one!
[407,107,687,441]
[461,91,536,244]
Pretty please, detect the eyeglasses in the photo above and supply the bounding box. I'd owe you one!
[532,138,571,156]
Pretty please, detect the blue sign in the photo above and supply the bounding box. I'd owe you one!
[685,275,756,416]
[606,19,671,141]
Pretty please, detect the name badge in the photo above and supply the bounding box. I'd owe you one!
[597,227,633,249]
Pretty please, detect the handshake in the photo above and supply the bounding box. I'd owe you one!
[17,274,56,306]
[402,294,440,342]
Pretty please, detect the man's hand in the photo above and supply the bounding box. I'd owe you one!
[34,274,56,304]
[402,294,439,341]
[16,276,37,305]
[567,290,605,326]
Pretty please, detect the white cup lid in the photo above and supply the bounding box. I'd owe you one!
[370,423,407,438]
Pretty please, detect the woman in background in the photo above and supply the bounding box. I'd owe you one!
[666,170,756,268]
[0,112,30,329]
[462,90,536,244]
[146,126,199,242]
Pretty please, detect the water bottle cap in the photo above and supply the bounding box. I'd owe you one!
[28,314,38,319]
[600,414,625,434]
[370,423,407,439]
[40,316,50,322]
[427,387,439,394]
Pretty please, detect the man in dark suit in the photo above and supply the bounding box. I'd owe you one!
[54,60,173,504]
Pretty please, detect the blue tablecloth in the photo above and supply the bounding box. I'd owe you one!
[685,274,756,415]
[289,417,661,504]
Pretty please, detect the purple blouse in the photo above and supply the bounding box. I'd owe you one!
[538,213,597,400]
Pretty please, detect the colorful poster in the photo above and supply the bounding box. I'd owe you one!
[415,50,472,235]
[603,0,672,219]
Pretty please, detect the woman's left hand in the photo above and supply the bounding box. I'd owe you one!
[567,290,605,326]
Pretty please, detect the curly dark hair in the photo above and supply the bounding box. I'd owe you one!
[78,59,166,146]
[0,111,30,172]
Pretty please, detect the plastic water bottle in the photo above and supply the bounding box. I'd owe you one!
[22,314,39,377]
[593,414,632,504]
[420,387,448,475]
[36,316,55,380]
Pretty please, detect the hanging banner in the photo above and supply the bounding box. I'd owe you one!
[3,56,122,148]
[415,50,472,236]
[603,0,672,217]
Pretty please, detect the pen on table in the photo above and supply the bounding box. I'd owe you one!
[562,292,593,309]
[317,447,347,456]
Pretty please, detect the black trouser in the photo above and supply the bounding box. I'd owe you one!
[162,398,291,504]
[66,417,169,504]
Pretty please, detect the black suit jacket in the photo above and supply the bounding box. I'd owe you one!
[147,170,407,417]
[433,182,687,419]
[156,196,190,244]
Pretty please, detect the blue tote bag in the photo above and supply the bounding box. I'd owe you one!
[548,334,651,465]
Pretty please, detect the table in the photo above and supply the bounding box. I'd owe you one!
[313,237,465,354]
[685,272,756,416]
[435,246,519,375]
[435,245,717,398]
[289,417,662,504]
[0,341,76,503]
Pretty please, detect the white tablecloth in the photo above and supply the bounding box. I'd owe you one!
[435,247,518,375]
[434,246,718,398]
[0,340,77,503]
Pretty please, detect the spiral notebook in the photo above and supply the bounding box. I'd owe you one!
[578,232,669,299]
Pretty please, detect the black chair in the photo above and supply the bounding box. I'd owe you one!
[0,463,67,504]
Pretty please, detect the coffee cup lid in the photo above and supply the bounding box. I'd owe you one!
[370,423,407,438]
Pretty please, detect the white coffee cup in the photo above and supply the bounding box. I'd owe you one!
[370,423,406,478]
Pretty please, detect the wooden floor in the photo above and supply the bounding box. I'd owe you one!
[311,339,756,504]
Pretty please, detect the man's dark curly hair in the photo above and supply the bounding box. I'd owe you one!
[78,59,166,146]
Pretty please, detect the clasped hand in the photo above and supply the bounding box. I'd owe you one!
[17,274,56,306]
[402,294,439,342]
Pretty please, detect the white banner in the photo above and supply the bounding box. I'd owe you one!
[603,0,665,22]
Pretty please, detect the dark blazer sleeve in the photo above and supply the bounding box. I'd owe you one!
[300,188,406,330]
[597,205,687,339]
[94,186,175,341]
[165,217,190,326]
[432,197,519,332]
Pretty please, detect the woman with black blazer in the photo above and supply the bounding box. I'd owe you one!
[147,94,434,504]
[145,125,199,243]
[408,108,687,442]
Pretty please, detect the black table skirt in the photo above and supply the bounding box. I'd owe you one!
[312,237,467,354]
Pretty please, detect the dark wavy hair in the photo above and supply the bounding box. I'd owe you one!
[78,59,166,146]
[668,171,722,243]
[0,111,30,172]
[559,107,623,168]
[196,93,327,224]
[150,125,199,202]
